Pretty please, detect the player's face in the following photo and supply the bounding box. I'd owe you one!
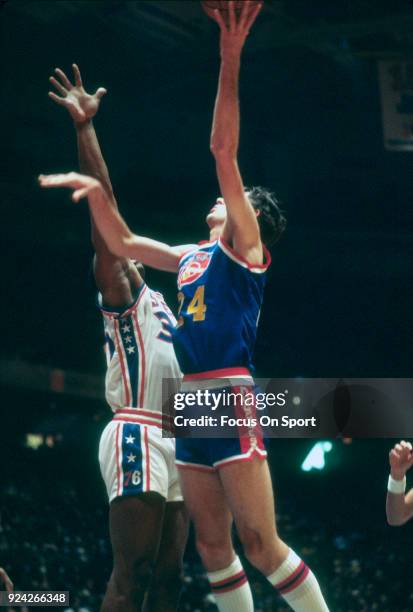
[206,198,227,229]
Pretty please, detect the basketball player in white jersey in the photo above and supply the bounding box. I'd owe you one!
[47,65,188,612]
[386,440,413,525]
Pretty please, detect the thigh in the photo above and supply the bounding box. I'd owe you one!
[178,467,233,543]
[152,501,188,575]
[218,456,278,540]
[100,421,170,503]
[109,493,166,571]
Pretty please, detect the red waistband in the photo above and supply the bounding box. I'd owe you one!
[183,367,251,381]
[113,409,174,432]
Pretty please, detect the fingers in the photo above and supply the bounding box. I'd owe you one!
[390,449,399,462]
[212,1,262,38]
[48,91,67,106]
[212,8,227,31]
[38,173,98,200]
[38,172,81,189]
[72,186,90,202]
[54,67,72,89]
[238,0,253,29]
[72,63,83,87]
[400,440,412,451]
[38,173,68,187]
[95,87,107,100]
[244,2,263,32]
[228,0,236,33]
[390,440,413,465]
[49,76,67,96]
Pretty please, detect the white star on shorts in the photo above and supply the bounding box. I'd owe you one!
[125,435,135,444]
[122,324,131,333]
[126,346,135,354]
[126,453,136,463]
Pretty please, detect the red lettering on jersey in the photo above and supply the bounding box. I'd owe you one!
[178,251,212,289]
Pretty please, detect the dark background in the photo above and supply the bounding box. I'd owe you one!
[1,1,413,610]
[2,0,413,378]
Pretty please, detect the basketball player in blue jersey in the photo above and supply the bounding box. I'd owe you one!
[46,65,188,612]
[40,3,329,610]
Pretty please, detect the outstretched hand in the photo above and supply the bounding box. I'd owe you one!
[38,172,102,203]
[48,64,107,124]
[207,1,262,57]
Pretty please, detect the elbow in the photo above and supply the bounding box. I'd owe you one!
[210,142,237,160]
[120,234,141,258]
[105,234,133,258]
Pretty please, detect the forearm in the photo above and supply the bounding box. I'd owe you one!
[87,187,178,272]
[76,121,114,198]
[386,492,409,525]
[76,120,119,252]
[210,54,241,157]
[386,471,413,525]
[87,186,133,255]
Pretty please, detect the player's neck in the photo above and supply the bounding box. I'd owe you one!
[209,227,223,242]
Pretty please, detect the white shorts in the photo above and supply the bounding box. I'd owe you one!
[99,417,182,504]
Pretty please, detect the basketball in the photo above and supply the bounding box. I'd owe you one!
[202,1,262,24]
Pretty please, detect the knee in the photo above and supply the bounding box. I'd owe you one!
[238,526,285,573]
[114,555,155,596]
[238,525,266,566]
[196,534,233,569]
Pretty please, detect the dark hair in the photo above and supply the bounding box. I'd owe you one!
[246,186,286,247]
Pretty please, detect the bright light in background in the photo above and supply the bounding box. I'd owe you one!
[26,434,43,450]
[301,441,333,472]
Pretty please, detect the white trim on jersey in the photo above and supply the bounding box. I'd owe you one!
[141,426,150,492]
[213,446,267,469]
[113,320,133,408]
[218,238,271,273]
[131,310,146,408]
[115,422,124,497]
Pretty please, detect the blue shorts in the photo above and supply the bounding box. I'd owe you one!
[174,384,267,471]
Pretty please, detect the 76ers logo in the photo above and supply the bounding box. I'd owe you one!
[178,251,212,289]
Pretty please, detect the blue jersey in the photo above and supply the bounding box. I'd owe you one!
[172,238,271,377]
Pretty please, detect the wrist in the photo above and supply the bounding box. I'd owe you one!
[388,474,406,494]
[74,118,92,131]
[220,49,242,64]
[391,469,406,481]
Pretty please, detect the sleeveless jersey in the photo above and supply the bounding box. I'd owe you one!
[172,238,271,376]
[99,284,181,413]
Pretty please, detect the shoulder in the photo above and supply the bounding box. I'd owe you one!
[217,238,271,274]
[98,282,148,318]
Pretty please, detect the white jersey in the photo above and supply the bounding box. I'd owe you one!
[99,283,181,418]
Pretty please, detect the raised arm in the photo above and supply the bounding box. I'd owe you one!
[38,173,181,273]
[386,440,413,526]
[208,1,262,262]
[49,64,143,302]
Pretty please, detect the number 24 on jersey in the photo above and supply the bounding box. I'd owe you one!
[178,285,207,323]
